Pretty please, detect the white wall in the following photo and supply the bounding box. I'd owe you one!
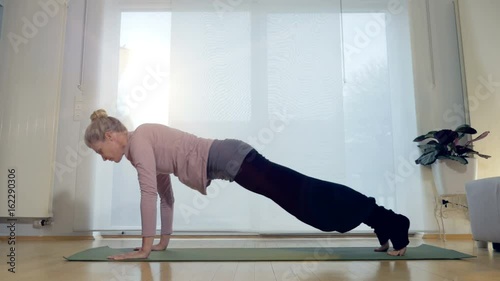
[0,0,480,236]
[408,0,472,234]
[0,0,90,236]
[0,0,66,221]
[457,0,500,179]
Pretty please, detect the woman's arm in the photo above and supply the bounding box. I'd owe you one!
[133,174,174,251]
[109,174,175,260]
[108,144,159,260]
[158,174,174,249]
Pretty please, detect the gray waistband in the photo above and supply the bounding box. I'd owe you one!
[207,139,253,181]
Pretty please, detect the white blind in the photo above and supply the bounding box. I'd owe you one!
[74,0,418,234]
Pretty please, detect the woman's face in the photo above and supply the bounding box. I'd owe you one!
[90,131,125,163]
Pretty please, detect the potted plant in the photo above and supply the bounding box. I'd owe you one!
[413,124,490,195]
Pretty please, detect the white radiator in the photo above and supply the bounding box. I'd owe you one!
[0,0,67,218]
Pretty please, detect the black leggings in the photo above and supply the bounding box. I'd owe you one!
[234,149,377,233]
[233,149,410,249]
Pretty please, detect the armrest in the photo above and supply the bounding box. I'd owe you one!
[465,177,500,243]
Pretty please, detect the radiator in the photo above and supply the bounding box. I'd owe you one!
[0,0,67,218]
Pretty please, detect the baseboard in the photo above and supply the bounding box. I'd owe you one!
[101,233,383,239]
[421,233,473,240]
[0,236,95,241]
[0,233,473,241]
[1,234,380,241]
[0,233,383,241]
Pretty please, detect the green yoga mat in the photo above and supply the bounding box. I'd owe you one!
[65,244,474,262]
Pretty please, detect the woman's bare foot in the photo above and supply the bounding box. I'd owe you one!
[374,242,389,252]
[388,215,410,256]
[134,244,167,251]
[387,247,407,256]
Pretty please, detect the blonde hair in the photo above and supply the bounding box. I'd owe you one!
[84,109,127,147]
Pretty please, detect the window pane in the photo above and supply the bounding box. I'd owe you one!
[169,12,252,122]
[342,13,396,206]
[117,12,171,128]
[267,13,343,121]
[111,11,172,229]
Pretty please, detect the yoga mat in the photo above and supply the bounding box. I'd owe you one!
[65,244,474,261]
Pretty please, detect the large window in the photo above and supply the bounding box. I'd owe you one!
[117,12,171,127]
[342,13,395,206]
[112,11,172,228]
[76,0,417,234]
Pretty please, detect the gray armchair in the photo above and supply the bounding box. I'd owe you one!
[465,177,500,251]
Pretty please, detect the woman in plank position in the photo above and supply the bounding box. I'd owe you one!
[84,109,410,260]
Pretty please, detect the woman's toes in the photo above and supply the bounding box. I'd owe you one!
[374,242,389,252]
[389,215,410,251]
[387,247,407,256]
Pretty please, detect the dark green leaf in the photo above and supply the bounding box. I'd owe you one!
[434,130,458,145]
[447,155,468,165]
[455,124,477,134]
[455,145,474,155]
[413,131,437,142]
[415,150,439,166]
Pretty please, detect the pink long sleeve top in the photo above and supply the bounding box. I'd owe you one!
[123,123,214,237]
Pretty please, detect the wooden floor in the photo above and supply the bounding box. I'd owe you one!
[1,236,499,281]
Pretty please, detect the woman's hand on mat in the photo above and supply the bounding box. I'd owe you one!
[108,236,155,259]
[107,249,150,260]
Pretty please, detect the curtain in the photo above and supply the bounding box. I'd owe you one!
[74,0,419,234]
[167,0,345,233]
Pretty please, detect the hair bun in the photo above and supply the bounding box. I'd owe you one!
[90,109,108,121]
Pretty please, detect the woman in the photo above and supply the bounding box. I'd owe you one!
[84,109,410,260]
